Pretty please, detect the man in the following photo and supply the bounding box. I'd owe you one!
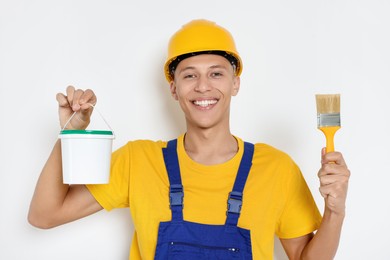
[28,19,350,259]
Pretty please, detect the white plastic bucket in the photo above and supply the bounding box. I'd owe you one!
[59,130,115,184]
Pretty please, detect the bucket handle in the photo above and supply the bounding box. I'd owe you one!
[61,103,115,137]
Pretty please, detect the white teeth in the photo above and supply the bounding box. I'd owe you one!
[193,100,217,107]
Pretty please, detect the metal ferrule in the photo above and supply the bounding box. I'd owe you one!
[317,113,341,127]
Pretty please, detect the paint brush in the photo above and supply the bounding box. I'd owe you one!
[315,94,341,153]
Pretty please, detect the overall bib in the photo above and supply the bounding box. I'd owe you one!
[154,139,254,260]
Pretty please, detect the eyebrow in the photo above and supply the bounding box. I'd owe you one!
[177,64,229,75]
[209,64,229,70]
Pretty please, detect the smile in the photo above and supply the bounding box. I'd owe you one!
[192,99,218,107]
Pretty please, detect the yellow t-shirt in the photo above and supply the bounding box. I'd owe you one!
[87,134,322,259]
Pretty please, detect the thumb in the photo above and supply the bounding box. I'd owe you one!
[321,147,326,165]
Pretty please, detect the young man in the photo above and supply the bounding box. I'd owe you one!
[28,19,350,259]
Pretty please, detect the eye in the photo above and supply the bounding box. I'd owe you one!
[183,73,196,79]
[211,71,223,78]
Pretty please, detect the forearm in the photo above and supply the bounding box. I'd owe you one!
[28,139,70,228]
[301,209,345,260]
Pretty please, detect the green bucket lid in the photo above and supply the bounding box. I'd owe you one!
[60,130,113,135]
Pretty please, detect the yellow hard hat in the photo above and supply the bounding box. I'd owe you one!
[164,19,243,82]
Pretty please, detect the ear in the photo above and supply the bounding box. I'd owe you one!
[170,82,179,100]
[232,76,241,96]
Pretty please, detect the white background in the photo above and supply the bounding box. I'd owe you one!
[1,0,389,259]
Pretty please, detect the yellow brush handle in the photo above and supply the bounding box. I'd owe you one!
[319,126,341,153]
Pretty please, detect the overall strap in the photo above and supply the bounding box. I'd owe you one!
[226,142,255,226]
[162,139,184,221]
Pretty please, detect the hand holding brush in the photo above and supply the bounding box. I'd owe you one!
[308,93,351,258]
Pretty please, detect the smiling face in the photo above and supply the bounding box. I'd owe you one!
[170,54,240,131]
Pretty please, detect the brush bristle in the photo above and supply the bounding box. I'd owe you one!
[315,94,340,114]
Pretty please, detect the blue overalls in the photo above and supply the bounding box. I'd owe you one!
[154,139,254,259]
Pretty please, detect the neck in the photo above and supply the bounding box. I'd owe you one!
[183,128,238,165]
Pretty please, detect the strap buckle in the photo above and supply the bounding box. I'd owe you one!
[169,184,184,208]
[227,191,242,214]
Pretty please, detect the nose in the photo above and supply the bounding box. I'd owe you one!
[194,75,211,93]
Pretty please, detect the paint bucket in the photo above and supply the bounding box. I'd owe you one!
[59,105,115,184]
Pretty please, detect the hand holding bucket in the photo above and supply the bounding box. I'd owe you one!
[59,104,115,184]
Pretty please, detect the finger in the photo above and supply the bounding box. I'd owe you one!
[319,189,327,198]
[56,93,71,108]
[322,151,347,166]
[66,85,75,105]
[319,173,350,187]
[320,185,347,214]
[318,163,350,178]
[71,88,86,111]
[319,184,336,199]
[319,175,336,186]
[319,181,347,200]
[79,89,97,111]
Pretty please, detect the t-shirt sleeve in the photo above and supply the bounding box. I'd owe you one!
[276,160,322,239]
[86,143,131,211]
